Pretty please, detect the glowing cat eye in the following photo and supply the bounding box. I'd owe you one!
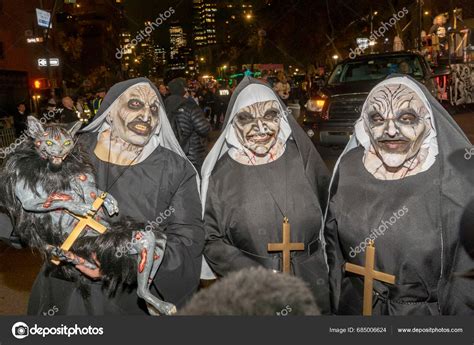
[64,140,72,146]
[46,140,53,146]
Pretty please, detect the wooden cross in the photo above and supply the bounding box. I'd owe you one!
[51,193,108,265]
[344,240,396,316]
[267,217,305,274]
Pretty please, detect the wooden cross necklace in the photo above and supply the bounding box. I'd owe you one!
[344,240,396,315]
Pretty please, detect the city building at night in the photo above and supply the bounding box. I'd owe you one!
[59,0,126,87]
[118,31,135,75]
[216,1,254,46]
[169,22,188,60]
[192,0,217,47]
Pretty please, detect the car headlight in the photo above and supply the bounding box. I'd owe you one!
[307,99,326,112]
[315,99,325,111]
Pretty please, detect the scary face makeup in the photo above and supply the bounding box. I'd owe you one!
[109,84,161,147]
[233,100,281,156]
[364,84,431,169]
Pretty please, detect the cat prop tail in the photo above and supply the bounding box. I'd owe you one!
[68,220,176,315]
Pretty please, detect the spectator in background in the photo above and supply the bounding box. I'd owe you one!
[46,98,57,112]
[208,86,220,129]
[164,78,211,171]
[38,98,60,123]
[92,88,106,115]
[158,83,168,100]
[76,96,92,124]
[398,61,412,75]
[259,69,270,84]
[273,71,291,104]
[60,96,79,123]
[188,88,200,106]
[13,102,28,137]
[200,88,212,122]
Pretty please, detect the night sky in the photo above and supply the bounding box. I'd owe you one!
[125,0,193,48]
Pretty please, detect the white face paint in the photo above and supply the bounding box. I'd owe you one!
[108,84,161,147]
[233,100,282,156]
[364,84,431,169]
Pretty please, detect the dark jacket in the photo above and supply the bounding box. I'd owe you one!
[60,107,78,124]
[13,111,28,137]
[165,95,211,170]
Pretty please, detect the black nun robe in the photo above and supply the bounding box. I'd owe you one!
[201,77,332,314]
[26,78,205,315]
[325,75,473,315]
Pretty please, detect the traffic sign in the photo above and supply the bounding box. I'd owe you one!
[36,8,52,28]
[38,58,60,67]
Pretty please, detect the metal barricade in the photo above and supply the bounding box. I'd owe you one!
[0,116,16,150]
[0,127,16,149]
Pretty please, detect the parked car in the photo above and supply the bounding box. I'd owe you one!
[303,52,441,146]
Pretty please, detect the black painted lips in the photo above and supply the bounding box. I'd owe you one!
[127,120,152,136]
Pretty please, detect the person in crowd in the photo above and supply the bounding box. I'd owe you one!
[13,102,28,137]
[92,88,106,115]
[325,76,473,315]
[201,77,331,314]
[60,96,79,123]
[24,77,204,315]
[158,83,168,100]
[164,78,211,171]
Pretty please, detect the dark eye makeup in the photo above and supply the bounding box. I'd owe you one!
[150,103,159,114]
[263,109,279,120]
[396,110,419,124]
[236,112,254,123]
[128,99,144,109]
[369,112,385,125]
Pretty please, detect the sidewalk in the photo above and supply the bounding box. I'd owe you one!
[0,243,41,315]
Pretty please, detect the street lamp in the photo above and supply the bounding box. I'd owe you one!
[332,54,339,61]
[245,13,252,20]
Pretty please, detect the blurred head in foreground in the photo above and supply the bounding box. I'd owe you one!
[179,267,320,316]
